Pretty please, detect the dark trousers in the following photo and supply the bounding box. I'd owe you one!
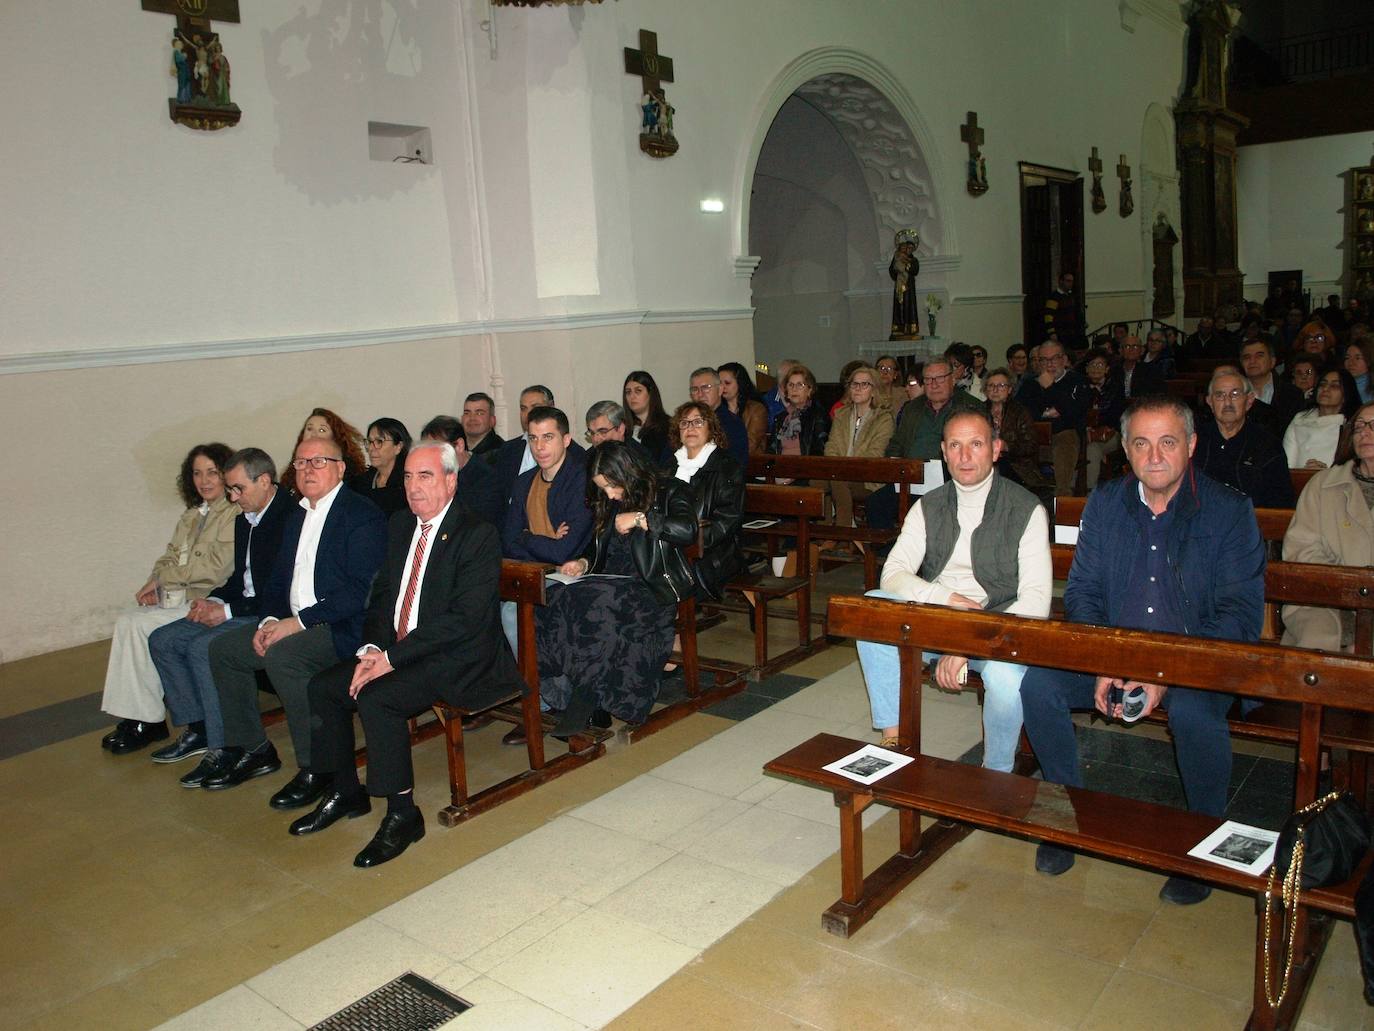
[863,484,900,532]
[1019,667,1234,818]
[209,621,338,767]
[308,656,449,797]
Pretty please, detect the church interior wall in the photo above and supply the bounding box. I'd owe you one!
[1236,130,1371,304]
[0,0,1189,664]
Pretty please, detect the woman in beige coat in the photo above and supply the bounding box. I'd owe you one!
[1281,401,1374,653]
[824,365,895,531]
[100,442,238,754]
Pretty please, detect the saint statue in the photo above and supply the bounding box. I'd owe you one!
[888,229,921,340]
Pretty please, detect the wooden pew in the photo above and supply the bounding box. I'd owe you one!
[1053,495,1293,546]
[721,484,829,679]
[771,596,1374,1029]
[746,454,926,589]
[1290,467,1318,498]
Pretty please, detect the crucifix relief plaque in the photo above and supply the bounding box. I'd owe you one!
[142,0,242,131]
[1117,154,1135,218]
[960,112,988,195]
[1088,147,1107,213]
[624,29,678,158]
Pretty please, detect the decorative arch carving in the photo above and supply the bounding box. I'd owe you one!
[735,48,953,263]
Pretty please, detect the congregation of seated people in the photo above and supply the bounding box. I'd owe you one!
[94,291,1374,875]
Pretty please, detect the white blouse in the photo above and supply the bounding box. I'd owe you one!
[1283,409,1345,469]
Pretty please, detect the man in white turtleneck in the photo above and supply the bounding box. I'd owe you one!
[856,411,1052,772]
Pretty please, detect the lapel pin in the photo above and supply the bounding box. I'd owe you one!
[441,533,449,541]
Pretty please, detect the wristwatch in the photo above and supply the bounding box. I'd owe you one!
[636,512,647,530]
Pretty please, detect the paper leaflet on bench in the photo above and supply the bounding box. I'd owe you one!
[544,572,632,586]
[1186,821,1279,875]
[822,743,916,785]
[895,460,944,496]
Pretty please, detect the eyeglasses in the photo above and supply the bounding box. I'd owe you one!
[1041,352,1066,362]
[688,384,714,396]
[849,380,875,389]
[584,426,616,441]
[1210,389,1245,401]
[923,372,952,383]
[1352,419,1374,434]
[876,364,897,373]
[985,381,1011,390]
[678,418,706,429]
[225,483,249,498]
[366,437,393,447]
[291,457,344,470]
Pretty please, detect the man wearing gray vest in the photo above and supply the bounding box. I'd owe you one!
[856,410,1052,772]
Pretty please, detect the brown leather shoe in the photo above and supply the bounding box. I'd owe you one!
[461,712,495,732]
[501,725,528,746]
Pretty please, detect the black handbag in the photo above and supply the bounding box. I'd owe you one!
[1263,791,1372,1009]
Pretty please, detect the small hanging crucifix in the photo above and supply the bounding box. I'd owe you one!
[142,0,242,131]
[624,29,678,158]
[1117,154,1135,218]
[1089,147,1107,213]
[960,112,988,195]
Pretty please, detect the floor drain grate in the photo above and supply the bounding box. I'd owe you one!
[309,972,471,1030]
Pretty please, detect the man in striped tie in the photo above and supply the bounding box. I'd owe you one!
[291,441,523,867]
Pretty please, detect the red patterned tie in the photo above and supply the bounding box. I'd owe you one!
[395,522,432,641]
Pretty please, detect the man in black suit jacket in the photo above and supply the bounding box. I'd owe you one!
[1241,337,1306,436]
[491,385,586,503]
[147,448,292,780]
[290,442,523,867]
[206,437,387,807]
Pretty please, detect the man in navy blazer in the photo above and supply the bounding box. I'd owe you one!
[205,437,387,809]
[490,385,586,504]
[501,405,592,566]
[147,448,291,780]
[289,442,524,866]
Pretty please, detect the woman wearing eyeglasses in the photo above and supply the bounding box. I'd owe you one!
[279,408,366,497]
[1283,365,1361,469]
[99,442,239,755]
[1080,347,1125,490]
[873,355,906,414]
[348,417,412,516]
[664,402,744,599]
[823,365,894,530]
[542,442,697,733]
[766,363,830,477]
[983,368,1051,504]
[1281,401,1374,652]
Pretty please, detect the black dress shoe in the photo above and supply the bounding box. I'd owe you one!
[289,789,372,835]
[150,728,208,764]
[107,720,170,755]
[179,750,230,788]
[101,719,136,750]
[354,808,425,868]
[269,770,331,810]
[202,744,281,790]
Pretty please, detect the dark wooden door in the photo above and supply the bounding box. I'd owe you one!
[1020,164,1084,346]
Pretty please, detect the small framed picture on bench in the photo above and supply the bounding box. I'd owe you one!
[822,743,915,785]
[1187,821,1279,875]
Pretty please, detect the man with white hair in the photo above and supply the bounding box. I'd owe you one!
[1193,366,1295,509]
[291,442,522,867]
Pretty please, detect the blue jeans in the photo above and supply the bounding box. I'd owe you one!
[147,615,253,747]
[1019,666,1233,817]
[854,590,1027,773]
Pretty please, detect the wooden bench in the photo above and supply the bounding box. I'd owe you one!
[1053,494,1294,547]
[720,483,829,679]
[770,596,1374,1029]
[746,454,925,589]
[1290,467,1318,498]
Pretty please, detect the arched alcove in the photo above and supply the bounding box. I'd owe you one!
[738,51,948,376]
[1140,102,1183,322]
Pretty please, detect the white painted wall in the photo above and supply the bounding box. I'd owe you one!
[1237,131,1371,301]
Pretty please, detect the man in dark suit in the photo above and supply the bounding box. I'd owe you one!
[1116,335,1166,399]
[289,442,523,866]
[462,392,504,458]
[417,415,504,525]
[147,448,292,783]
[205,436,387,808]
[491,385,586,503]
[1241,337,1306,436]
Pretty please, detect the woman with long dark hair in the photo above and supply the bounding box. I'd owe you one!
[717,361,768,454]
[1284,365,1361,469]
[538,442,697,732]
[622,370,671,462]
[348,417,411,516]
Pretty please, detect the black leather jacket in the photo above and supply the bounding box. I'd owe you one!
[583,477,697,605]
[766,405,831,480]
[666,448,745,600]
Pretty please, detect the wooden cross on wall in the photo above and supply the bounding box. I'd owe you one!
[1089,147,1107,213]
[960,111,988,196]
[624,29,678,158]
[142,0,239,38]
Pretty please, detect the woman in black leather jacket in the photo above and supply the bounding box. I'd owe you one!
[539,442,696,732]
[766,362,830,482]
[663,401,744,600]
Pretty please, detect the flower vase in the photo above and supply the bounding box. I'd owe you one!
[927,313,937,338]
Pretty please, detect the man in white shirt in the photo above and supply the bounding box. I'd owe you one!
[856,410,1052,772]
[205,438,387,807]
[289,443,522,867]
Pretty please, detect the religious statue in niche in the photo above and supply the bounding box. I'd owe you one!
[624,29,678,158]
[1117,154,1135,218]
[1152,214,1179,319]
[1359,174,1374,202]
[143,1,242,131]
[888,229,922,340]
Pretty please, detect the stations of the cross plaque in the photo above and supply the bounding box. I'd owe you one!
[960,112,988,195]
[624,29,678,158]
[142,0,242,130]
[1088,147,1107,213]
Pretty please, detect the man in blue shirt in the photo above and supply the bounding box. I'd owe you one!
[1020,395,1265,905]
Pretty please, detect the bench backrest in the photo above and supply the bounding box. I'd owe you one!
[1053,494,1293,544]
[748,454,924,521]
[744,482,825,519]
[826,595,1374,714]
[500,560,548,606]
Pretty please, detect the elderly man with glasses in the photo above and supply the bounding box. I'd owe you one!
[205,437,387,809]
[1015,339,1090,496]
[688,367,749,465]
[585,400,653,462]
[1192,366,1295,509]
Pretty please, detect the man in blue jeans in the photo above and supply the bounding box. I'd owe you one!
[1020,395,1265,905]
[856,410,1052,773]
